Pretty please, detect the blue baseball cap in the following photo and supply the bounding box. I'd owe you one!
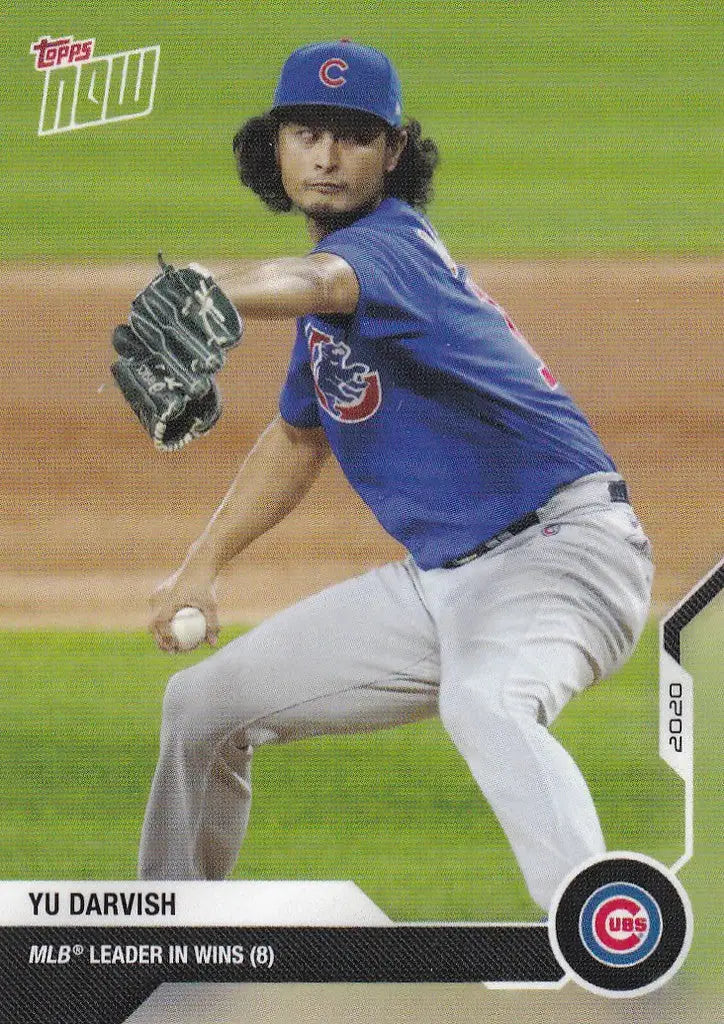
[272,41,402,127]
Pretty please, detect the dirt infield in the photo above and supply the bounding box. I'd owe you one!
[2,258,721,629]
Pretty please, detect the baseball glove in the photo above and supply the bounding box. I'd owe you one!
[111,255,242,451]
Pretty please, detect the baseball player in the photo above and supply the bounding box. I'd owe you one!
[135,41,654,912]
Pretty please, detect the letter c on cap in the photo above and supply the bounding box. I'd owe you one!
[319,58,348,88]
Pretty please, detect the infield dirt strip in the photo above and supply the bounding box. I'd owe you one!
[2,258,721,630]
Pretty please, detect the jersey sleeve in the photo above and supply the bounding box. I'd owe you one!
[316,227,415,329]
[278,320,321,429]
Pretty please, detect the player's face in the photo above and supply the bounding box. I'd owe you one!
[277,112,405,226]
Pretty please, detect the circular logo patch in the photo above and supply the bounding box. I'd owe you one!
[579,882,661,966]
[549,853,692,997]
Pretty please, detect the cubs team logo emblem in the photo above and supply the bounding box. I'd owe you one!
[319,57,348,87]
[307,325,382,423]
[579,883,661,966]
[548,852,692,997]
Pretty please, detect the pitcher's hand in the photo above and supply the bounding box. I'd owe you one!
[149,565,220,653]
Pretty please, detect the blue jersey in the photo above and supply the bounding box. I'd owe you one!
[279,197,615,570]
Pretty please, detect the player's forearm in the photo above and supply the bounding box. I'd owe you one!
[182,416,329,578]
[225,253,358,318]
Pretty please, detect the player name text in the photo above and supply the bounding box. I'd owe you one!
[28,889,176,916]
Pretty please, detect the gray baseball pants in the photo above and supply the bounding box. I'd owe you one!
[138,472,653,910]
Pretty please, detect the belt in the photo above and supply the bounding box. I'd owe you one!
[442,479,630,569]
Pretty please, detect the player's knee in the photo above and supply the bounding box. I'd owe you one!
[160,663,232,746]
[161,667,199,734]
[503,685,553,727]
[439,676,539,755]
[160,660,278,749]
[439,679,498,744]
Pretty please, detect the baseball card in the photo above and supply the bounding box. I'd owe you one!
[2,3,721,1022]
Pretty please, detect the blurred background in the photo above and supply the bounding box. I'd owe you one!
[1,1,720,627]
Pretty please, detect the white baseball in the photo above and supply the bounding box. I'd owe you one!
[169,606,207,650]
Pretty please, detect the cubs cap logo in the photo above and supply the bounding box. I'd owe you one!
[272,41,403,127]
[319,57,348,88]
[548,852,692,997]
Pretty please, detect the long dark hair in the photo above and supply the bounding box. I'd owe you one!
[232,106,439,213]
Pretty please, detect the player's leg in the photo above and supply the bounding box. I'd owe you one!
[426,483,653,911]
[138,559,438,880]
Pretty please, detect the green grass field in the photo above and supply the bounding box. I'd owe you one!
[3,1,721,258]
[0,623,678,907]
[2,609,721,991]
[3,612,721,995]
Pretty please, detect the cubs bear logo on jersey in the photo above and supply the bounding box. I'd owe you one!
[306,324,382,422]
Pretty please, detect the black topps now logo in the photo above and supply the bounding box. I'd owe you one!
[548,853,692,998]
